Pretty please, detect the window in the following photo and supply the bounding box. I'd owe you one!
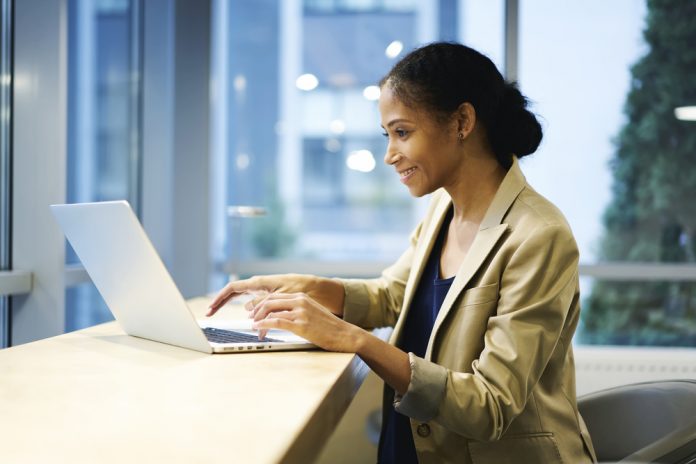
[65,0,142,332]
[519,0,696,346]
[212,0,505,280]
[9,0,692,350]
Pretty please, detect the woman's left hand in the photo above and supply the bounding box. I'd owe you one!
[249,292,364,353]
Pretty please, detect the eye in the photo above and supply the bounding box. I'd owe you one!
[381,131,388,138]
[395,129,409,138]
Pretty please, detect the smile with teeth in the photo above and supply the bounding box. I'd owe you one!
[400,167,417,179]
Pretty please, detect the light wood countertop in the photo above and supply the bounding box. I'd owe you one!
[0,297,369,463]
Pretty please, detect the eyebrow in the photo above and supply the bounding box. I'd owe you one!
[382,118,413,129]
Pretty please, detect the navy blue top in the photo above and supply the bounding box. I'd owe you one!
[378,207,455,464]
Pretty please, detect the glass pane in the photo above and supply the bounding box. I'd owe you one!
[520,1,696,346]
[65,0,140,331]
[216,1,467,274]
[519,0,649,264]
[65,283,113,333]
[578,278,696,347]
[67,0,139,212]
[459,0,505,72]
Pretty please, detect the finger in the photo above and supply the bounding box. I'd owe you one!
[253,313,294,336]
[252,296,305,322]
[244,290,274,315]
[207,277,269,315]
[207,284,243,316]
[248,292,303,319]
[256,311,294,339]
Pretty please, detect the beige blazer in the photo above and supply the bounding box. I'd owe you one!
[342,158,597,464]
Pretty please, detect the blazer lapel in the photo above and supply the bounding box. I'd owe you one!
[425,157,527,360]
[390,194,451,345]
[425,224,508,359]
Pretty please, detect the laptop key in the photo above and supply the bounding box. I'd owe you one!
[203,327,283,344]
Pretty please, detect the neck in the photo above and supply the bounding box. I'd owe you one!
[444,152,507,225]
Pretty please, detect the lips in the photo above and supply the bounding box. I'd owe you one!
[399,167,417,179]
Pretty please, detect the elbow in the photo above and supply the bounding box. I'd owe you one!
[473,401,507,442]
[439,375,525,442]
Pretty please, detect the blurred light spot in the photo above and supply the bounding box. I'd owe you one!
[296,73,318,91]
[346,149,376,173]
[236,153,250,170]
[363,85,381,101]
[233,74,247,92]
[675,106,696,121]
[385,40,404,59]
[324,138,341,153]
[328,73,356,87]
[330,119,346,134]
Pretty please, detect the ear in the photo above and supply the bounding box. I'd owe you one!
[454,102,476,140]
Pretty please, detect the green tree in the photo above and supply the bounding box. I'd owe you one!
[581,0,696,346]
[249,194,297,258]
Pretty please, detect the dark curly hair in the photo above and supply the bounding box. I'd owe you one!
[380,42,542,169]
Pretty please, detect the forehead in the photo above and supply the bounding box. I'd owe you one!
[378,86,420,124]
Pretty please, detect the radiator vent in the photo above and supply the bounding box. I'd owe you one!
[573,346,696,396]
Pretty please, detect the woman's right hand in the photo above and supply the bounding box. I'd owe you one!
[206,274,346,318]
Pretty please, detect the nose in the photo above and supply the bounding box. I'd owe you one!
[383,141,400,166]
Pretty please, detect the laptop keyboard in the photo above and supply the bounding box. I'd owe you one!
[203,327,283,344]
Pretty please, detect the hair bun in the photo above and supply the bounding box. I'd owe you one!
[490,83,543,165]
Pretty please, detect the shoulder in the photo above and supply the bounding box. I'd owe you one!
[508,185,573,235]
[503,185,578,258]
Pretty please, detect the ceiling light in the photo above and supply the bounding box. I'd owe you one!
[346,149,376,173]
[296,73,318,91]
[233,74,247,92]
[675,106,696,121]
[385,41,403,59]
[330,119,346,134]
[324,138,341,153]
[363,85,380,101]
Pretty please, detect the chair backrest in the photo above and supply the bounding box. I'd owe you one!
[578,380,696,463]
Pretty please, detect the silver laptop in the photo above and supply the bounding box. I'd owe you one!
[50,201,315,354]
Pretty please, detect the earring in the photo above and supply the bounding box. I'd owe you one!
[457,132,464,142]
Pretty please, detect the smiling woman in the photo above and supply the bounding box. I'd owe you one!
[209,42,596,464]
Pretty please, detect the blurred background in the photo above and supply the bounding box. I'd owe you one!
[1,0,695,460]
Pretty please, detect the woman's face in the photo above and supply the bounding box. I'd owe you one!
[378,86,461,198]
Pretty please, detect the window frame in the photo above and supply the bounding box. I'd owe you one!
[0,0,13,348]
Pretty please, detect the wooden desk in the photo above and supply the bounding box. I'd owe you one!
[0,298,369,463]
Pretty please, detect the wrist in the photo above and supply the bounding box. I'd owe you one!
[322,277,346,317]
[349,326,370,354]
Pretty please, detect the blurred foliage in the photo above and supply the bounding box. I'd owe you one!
[580,0,696,346]
[249,194,297,258]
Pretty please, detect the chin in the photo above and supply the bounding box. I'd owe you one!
[407,185,433,198]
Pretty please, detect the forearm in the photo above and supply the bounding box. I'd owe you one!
[353,328,411,395]
[317,277,346,317]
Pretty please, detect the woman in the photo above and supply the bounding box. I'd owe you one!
[208,42,596,464]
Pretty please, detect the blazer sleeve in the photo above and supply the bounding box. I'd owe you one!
[394,223,580,441]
